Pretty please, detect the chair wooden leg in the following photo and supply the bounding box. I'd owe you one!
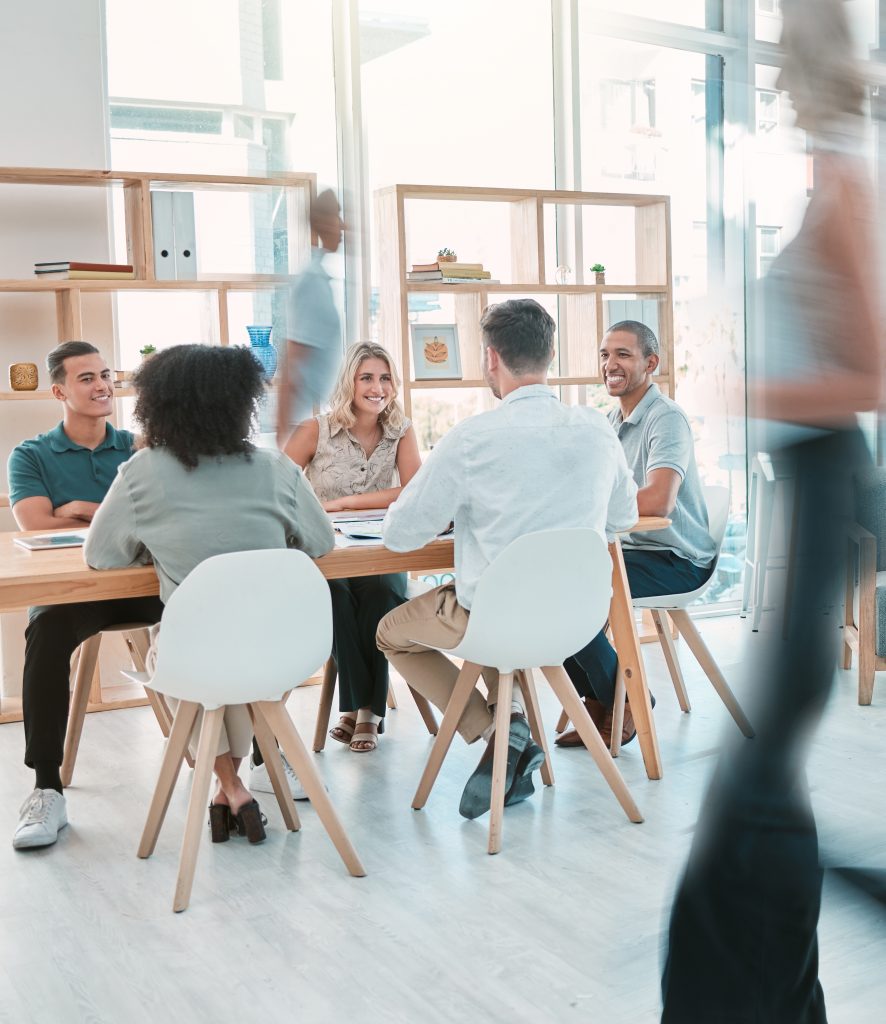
[859,647,876,706]
[173,707,224,913]
[412,662,483,809]
[519,669,553,786]
[843,537,856,670]
[125,628,174,740]
[488,672,514,856]
[386,683,399,710]
[669,610,754,737]
[651,610,691,713]
[312,658,338,752]
[61,635,102,787]
[609,669,626,758]
[554,709,569,734]
[256,701,366,877]
[138,700,200,859]
[408,686,439,735]
[542,666,643,824]
[248,703,299,832]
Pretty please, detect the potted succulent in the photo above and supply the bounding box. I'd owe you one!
[437,247,457,264]
[591,263,606,285]
[139,344,157,359]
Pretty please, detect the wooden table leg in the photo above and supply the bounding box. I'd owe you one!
[608,538,662,781]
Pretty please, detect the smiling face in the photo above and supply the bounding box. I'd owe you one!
[599,329,658,400]
[51,353,114,418]
[352,357,394,418]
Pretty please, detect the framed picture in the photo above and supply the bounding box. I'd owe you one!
[410,323,462,381]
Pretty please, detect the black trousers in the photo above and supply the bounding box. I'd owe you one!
[661,430,869,1023]
[23,596,165,769]
[328,573,407,718]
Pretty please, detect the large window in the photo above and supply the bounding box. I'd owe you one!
[359,0,555,443]
[104,0,341,432]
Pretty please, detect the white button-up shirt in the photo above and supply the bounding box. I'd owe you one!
[383,384,638,609]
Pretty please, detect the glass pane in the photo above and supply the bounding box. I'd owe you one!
[360,1,554,192]
[584,0,714,30]
[578,31,747,604]
[756,0,877,48]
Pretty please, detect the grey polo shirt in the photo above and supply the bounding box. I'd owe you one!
[608,384,716,568]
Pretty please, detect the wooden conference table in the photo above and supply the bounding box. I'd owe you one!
[0,517,669,780]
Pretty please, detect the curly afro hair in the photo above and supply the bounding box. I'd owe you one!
[133,344,266,469]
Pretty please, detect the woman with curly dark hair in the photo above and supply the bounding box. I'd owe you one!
[85,344,334,843]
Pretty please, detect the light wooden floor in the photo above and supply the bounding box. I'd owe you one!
[0,613,884,1024]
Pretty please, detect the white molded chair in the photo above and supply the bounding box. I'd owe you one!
[616,485,753,755]
[411,528,643,855]
[313,579,439,751]
[124,549,365,912]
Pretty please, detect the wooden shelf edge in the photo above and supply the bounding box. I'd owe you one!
[0,167,316,189]
[405,282,668,294]
[392,183,669,206]
[0,388,134,402]
[0,277,292,293]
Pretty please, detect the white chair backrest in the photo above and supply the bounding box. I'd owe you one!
[702,484,730,554]
[448,528,612,673]
[148,549,332,708]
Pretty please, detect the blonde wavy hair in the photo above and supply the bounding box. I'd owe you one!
[328,342,406,434]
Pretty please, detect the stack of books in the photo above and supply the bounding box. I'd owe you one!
[34,261,135,280]
[407,261,498,284]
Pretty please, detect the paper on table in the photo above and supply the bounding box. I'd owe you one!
[337,521,384,541]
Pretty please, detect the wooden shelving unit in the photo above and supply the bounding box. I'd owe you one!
[0,165,316,719]
[375,183,674,418]
[0,166,316,362]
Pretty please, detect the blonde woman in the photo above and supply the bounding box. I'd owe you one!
[284,343,421,751]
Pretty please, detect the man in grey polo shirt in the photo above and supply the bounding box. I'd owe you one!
[558,320,715,749]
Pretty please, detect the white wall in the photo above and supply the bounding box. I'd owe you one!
[0,1,113,696]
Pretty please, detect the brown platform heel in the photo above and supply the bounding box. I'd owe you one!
[233,799,267,844]
[208,803,235,843]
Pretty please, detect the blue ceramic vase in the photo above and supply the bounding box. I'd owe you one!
[246,325,277,380]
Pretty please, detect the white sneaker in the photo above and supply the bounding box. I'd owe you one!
[13,789,68,850]
[249,755,309,801]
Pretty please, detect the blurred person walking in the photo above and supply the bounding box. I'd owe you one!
[276,188,345,444]
[661,2,883,1020]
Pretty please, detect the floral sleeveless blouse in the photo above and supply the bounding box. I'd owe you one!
[304,413,410,504]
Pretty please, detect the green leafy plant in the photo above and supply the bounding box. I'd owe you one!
[139,344,157,356]
[437,247,456,258]
[590,263,606,273]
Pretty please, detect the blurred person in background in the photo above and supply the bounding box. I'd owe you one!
[661,1,883,1020]
[276,188,345,445]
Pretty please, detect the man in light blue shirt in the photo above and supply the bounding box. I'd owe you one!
[377,299,638,819]
[557,321,716,751]
[276,189,344,442]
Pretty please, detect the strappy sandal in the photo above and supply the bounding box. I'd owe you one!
[329,715,357,745]
[349,719,384,753]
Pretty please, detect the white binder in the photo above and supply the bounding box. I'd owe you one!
[172,191,197,280]
[151,191,176,281]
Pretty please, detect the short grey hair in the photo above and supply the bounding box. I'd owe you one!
[606,320,659,359]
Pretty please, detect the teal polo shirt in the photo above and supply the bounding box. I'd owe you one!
[8,422,135,509]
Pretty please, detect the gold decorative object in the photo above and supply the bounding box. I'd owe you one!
[424,338,449,364]
[9,362,38,391]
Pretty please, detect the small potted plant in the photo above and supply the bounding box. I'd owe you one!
[437,247,457,264]
[139,344,157,360]
[591,263,606,285]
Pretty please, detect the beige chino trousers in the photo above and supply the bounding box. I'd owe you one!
[376,583,500,743]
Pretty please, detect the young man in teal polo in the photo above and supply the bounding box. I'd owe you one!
[7,341,163,850]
